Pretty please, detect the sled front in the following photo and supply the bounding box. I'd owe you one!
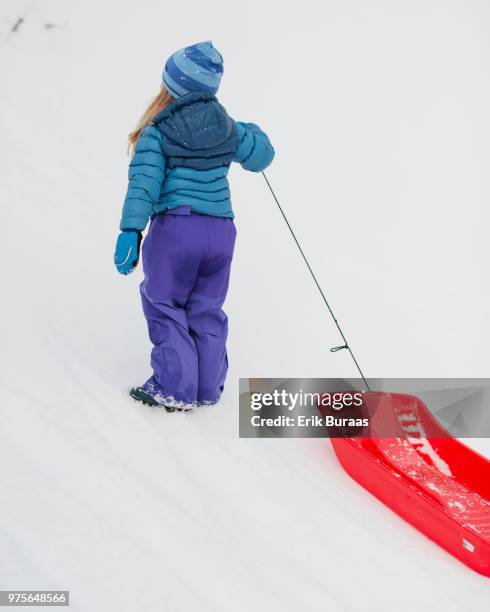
[330,392,490,577]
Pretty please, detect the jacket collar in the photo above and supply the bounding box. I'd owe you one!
[153,92,217,124]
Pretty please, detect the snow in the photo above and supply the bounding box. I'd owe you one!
[461,438,490,458]
[408,438,452,477]
[1,1,490,610]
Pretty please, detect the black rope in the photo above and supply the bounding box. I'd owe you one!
[261,171,371,392]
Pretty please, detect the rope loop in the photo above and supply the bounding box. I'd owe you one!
[330,344,348,353]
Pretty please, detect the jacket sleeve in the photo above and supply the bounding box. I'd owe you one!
[232,121,275,172]
[119,125,165,231]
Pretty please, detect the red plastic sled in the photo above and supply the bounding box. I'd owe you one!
[330,392,490,577]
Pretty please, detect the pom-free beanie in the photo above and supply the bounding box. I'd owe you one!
[162,40,224,98]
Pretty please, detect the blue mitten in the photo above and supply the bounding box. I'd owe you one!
[114,230,142,275]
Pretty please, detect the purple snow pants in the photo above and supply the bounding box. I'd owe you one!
[140,208,236,406]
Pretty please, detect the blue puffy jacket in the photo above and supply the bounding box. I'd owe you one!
[119,92,275,231]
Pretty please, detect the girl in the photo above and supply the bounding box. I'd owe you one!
[114,41,275,411]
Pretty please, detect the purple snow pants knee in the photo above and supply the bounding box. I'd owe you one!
[140,209,236,405]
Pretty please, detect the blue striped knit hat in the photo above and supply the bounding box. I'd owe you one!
[162,41,224,98]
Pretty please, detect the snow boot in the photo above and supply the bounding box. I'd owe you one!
[129,378,192,412]
[129,386,160,407]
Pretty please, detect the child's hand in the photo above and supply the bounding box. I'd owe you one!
[114,230,142,275]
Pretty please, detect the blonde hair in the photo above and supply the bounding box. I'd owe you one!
[128,86,175,155]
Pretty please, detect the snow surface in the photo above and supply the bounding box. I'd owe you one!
[1,1,490,610]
